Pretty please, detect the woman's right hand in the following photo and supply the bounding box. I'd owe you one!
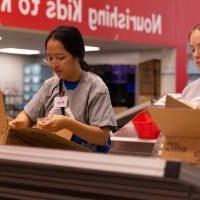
[8,111,32,129]
[9,118,28,129]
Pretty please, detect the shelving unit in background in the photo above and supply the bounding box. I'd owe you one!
[5,63,53,118]
[23,63,53,105]
[138,59,161,104]
[5,95,24,117]
[88,64,136,108]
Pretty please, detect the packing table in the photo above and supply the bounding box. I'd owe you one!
[0,145,199,199]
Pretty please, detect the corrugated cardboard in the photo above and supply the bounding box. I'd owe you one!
[165,95,191,108]
[148,96,200,164]
[7,128,89,152]
[0,93,90,152]
[0,93,8,144]
[139,59,161,97]
[165,95,198,109]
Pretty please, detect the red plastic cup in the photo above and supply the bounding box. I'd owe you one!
[132,110,160,139]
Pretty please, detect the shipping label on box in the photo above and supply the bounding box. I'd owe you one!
[160,137,200,163]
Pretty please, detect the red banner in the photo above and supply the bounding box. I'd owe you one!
[0,0,175,46]
[2,0,200,91]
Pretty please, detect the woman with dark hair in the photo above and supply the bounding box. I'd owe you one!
[9,26,117,152]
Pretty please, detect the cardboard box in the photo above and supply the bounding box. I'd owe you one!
[139,59,161,97]
[113,106,128,115]
[0,92,8,144]
[6,128,90,152]
[148,95,200,164]
[0,93,90,152]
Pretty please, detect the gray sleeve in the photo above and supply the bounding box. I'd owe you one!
[88,92,117,128]
[181,80,200,100]
[24,83,46,122]
[181,84,192,99]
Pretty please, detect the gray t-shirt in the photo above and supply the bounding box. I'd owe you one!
[24,70,117,129]
[181,78,200,100]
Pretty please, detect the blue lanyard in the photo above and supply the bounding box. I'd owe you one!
[59,80,65,116]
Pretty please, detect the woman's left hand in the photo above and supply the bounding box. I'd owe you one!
[37,115,70,132]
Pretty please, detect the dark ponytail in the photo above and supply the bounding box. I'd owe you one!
[79,60,89,71]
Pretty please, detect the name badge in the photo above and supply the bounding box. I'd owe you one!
[54,96,68,108]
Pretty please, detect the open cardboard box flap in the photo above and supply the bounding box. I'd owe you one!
[165,95,199,109]
[165,95,192,108]
[148,107,200,137]
[7,127,89,152]
[148,95,200,164]
[0,93,90,152]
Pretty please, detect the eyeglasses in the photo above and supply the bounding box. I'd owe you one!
[43,56,67,66]
[189,44,200,55]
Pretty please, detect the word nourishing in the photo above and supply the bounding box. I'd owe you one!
[88,5,162,34]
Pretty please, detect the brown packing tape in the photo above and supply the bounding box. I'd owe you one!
[54,128,72,140]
